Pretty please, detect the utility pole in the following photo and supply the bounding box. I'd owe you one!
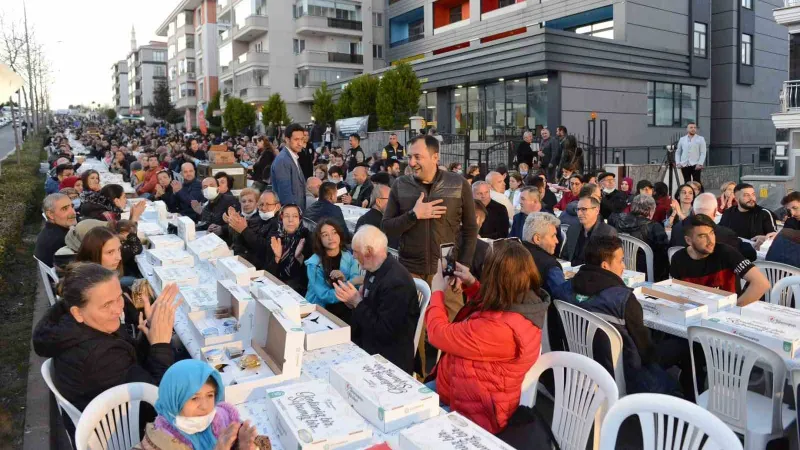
[22,0,38,133]
[16,90,22,163]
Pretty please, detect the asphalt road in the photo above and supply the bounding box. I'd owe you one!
[0,123,24,162]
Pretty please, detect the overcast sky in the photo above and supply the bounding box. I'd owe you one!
[2,0,175,110]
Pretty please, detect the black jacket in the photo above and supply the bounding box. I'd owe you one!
[670,215,757,261]
[351,256,420,374]
[231,214,278,270]
[198,192,240,231]
[383,170,478,275]
[355,208,399,249]
[479,200,510,239]
[541,137,560,168]
[32,302,173,411]
[564,220,617,266]
[299,143,315,180]
[601,189,628,219]
[347,146,365,171]
[252,149,276,185]
[349,180,374,209]
[305,199,350,241]
[174,178,205,221]
[719,205,777,240]
[383,143,405,160]
[35,222,69,267]
[610,213,669,281]
[516,141,534,168]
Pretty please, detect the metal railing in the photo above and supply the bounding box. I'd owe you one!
[328,52,363,64]
[390,34,424,48]
[781,80,800,112]
[327,18,362,31]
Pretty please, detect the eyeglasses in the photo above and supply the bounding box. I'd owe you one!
[576,207,598,213]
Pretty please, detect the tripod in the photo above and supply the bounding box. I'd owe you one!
[659,146,683,197]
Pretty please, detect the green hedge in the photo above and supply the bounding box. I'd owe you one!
[0,136,46,268]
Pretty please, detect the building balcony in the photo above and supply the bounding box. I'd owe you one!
[176,96,197,110]
[775,0,800,28]
[328,52,363,64]
[296,86,317,102]
[178,71,196,82]
[219,65,234,81]
[773,80,800,128]
[296,50,329,66]
[295,14,363,37]
[239,86,271,103]
[434,18,470,35]
[237,51,270,71]
[389,34,424,48]
[234,15,269,42]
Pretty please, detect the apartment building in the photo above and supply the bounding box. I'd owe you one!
[216,0,387,123]
[374,0,787,165]
[156,0,221,129]
[127,28,169,122]
[111,60,130,116]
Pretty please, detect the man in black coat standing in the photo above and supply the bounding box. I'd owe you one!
[334,225,420,374]
[539,128,561,181]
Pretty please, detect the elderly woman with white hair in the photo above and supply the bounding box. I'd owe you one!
[333,225,420,374]
[609,194,670,280]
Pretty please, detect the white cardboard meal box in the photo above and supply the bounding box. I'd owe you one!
[740,302,800,331]
[564,265,645,288]
[329,354,439,433]
[187,232,233,261]
[148,234,186,250]
[145,248,195,267]
[702,311,800,358]
[186,279,257,347]
[137,222,166,240]
[218,280,257,339]
[190,315,243,348]
[265,380,373,450]
[177,216,196,243]
[214,255,257,286]
[252,283,305,323]
[302,306,350,350]
[179,284,219,313]
[398,412,515,450]
[649,279,737,313]
[153,266,199,290]
[633,288,708,325]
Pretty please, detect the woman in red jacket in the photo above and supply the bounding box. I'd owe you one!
[426,240,550,434]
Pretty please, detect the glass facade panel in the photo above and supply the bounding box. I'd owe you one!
[506,79,527,137]
[526,77,547,130]
[484,82,505,139]
[467,86,484,139]
[647,81,698,127]
[451,87,467,134]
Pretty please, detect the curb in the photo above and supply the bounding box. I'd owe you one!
[22,274,52,450]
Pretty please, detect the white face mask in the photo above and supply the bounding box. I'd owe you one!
[602,187,615,194]
[203,186,218,201]
[242,210,256,219]
[174,408,217,435]
[456,169,463,174]
[259,210,275,221]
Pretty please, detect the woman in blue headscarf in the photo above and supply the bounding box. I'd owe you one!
[135,360,259,450]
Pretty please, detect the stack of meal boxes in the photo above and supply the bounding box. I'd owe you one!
[177,216,196,243]
[564,265,646,288]
[703,302,800,359]
[145,248,195,268]
[398,412,517,450]
[187,233,233,261]
[148,234,186,250]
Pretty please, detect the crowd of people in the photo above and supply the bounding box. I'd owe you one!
[30,117,800,448]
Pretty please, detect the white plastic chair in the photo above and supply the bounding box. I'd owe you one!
[688,326,795,450]
[754,261,800,304]
[413,278,431,355]
[553,300,626,396]
[35,256,59,306]
[770,275,800,309]
[520,351,619,450]
[558,224,569,258]
[388,247,399,260]
[302,217,317,231]
[667,246,683,264]
[41,359,82,447]
[75,382,159,450]
[619,233,655,282]
[599,393,743,450]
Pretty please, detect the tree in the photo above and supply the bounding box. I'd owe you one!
[206,90,222,127]
[148,82,176,121]
[166,108,184,125]
[336,85,353,119]
[348,74,379,131]
[224,98,256,137]
[104,108,117,121]
[312,82,336,126]
[261,93,292,136]
[377,62,421,130]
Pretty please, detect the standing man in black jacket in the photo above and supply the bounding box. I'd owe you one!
[299,129,316,180]
[382,134,478,320]
[539,128,561,181]
[347,133,366,172]
[334,225,420,374]
[516,130,535,169]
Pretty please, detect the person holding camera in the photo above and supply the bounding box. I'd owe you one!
[305,218,361,323]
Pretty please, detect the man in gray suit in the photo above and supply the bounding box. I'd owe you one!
[271,123,307,211]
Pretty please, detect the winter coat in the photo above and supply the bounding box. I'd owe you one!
[426,281,549,434]
[766,228,800,268]
[80,191,123,225]
[32,301,173,411]
[174,178,205,221]
[230,215,278,270]
[304,199,351,241]
[383,170,478,275]
[563,220,617,266]
[559,200,581,230]
[305,251,361,306]
[134,403,240,450]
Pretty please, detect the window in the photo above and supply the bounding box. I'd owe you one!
[255,41,263,52]
[570,20,614,39]
[373,44,383,59]
[372,12,383,27]
[741,33,752,65]
[408,19,424,40]
[293,38,305,54]
[647,82,698,127]
[449,6,462,23]
[499,0,516,7]
[198,80,204,101]
[153,65,167,78]
[693,22,707,58]
[153,51,167,62]
[742,0,752,9]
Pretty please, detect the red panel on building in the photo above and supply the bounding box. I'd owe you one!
[433,41,470,55]
[479,27,527,44]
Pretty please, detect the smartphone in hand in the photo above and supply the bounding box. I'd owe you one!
[440,243,456,277]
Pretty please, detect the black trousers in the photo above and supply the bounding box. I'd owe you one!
[681,165,702,183]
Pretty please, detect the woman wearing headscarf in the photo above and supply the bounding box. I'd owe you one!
[266,204,313,295]
[135,360,261,450]
[81,184,146,227]
[59,176,83,193]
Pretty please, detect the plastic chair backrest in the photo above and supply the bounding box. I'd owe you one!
[75,382,159,450]
[754,261,800,304]
[41,359,83,430]
[302,217,317,232]
[559,224,569,258]
[667,246,682,264]
[520,351,619,450]
[553,300,626,396]
[35,256,59,306]
[688,326,786,436]
[413,279,431,355]
[791,368,800,446]
[619,233,655,282]
[388,248,399,260]
[599,393,743,450]
[770,275,800,309]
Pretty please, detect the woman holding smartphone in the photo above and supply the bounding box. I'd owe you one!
[305,218,361,322]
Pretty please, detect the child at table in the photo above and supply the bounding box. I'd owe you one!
[135,359,267,450]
